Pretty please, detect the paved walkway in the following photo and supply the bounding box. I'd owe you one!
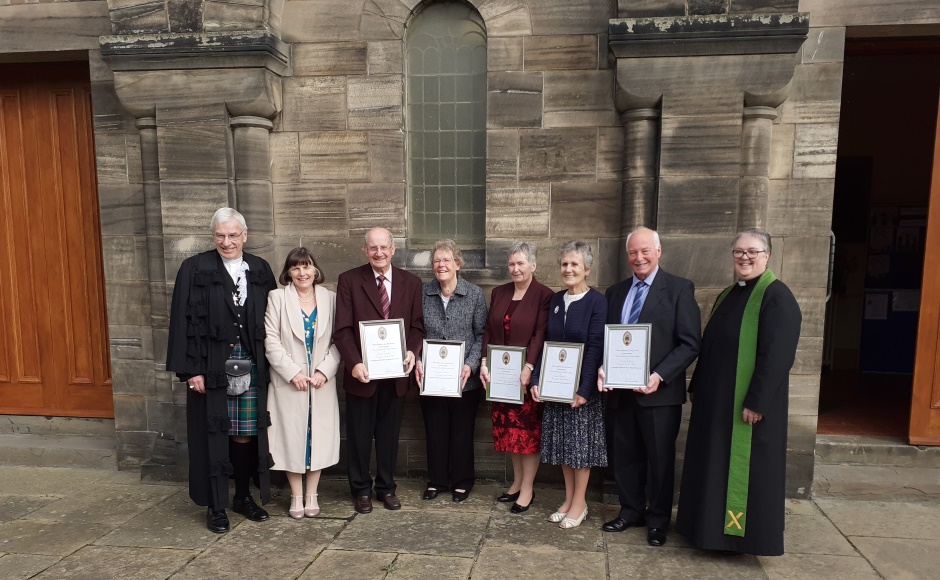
[0,466,937,579]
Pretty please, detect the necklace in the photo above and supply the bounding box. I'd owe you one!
[298,294,315,304]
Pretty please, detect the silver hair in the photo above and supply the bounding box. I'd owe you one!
[432,238,464,268]
[210,207,247,231]
[558,240,594,268]
[733,228,772,254]
[626,227,661,249]
[364,227,394,248]
[508,241,537,266]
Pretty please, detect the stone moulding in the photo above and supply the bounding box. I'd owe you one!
[609,12,810,58]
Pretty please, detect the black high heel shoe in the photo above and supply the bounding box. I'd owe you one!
[497,490,521,503]
[510,491,534,514]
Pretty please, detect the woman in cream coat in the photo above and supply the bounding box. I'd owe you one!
[265,247,341,519]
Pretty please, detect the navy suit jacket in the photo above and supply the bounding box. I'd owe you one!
[605,268,701,407]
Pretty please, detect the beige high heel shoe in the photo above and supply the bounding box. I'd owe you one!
[548,511,568,523]
[559,507,588,529]
[288,495,304,519]
[304,493,320,517]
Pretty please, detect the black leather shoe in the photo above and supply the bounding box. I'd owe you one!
[452,489,470,503]
[422,487,439,500]
[497,490,520,503]
[378,493,402,510]
[232,495,269,522]
[648,528,667,546]
[510,491,534,514]
[354,495,373,514]
[602,516,646,532]
[206,507,230,533]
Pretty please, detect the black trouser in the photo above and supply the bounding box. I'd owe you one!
[611,402,682,530]
[345,380,405,497]
[419,387,482,491]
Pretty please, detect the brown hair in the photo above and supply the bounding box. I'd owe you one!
[278,247,326,286]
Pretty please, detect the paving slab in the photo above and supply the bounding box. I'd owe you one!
[298,549,395,580]
[332,509,488,557]
[485,505,605,553]
[33,545,194,579]
[170,516,344,579]
[849,537,940,580]
[607,544,763,579]
[0,520,113,556]
[472,546,606,580]
[0,466,141,496]
[0,554,61,579]
[758,553,880,580]
[0,495,60,521]
[23,483,178,525]
[271,478,358,520]
[784,499,822,516]
[387,553,474,580]
[95,489,227,549]
[815,499,940,540]
[783,514,857,555]
[398,482,503,515]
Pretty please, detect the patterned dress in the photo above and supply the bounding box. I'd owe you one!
[491,300,544,454]
[303,307,317,470]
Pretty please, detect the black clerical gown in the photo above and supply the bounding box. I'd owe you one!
[676,277,801,556]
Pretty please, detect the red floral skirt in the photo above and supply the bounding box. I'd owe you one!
[491,393,543,454]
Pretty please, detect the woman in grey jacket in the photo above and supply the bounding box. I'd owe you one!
[415,239,488,502]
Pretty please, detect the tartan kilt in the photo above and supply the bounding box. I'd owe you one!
[227,342,258,436]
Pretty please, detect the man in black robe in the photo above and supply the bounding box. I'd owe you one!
[676,229,801,556]
[166,207,277,533]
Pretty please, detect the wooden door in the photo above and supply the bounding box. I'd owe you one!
[910,90,940,445]
[0,62,113,418]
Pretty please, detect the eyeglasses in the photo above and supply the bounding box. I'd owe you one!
[214,231,245,242]
[732,249,767,259]
[367,245,392,253]
[433,258,454,266]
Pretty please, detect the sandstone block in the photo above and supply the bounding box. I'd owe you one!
[299,131,370,182]
[801,27,846,65]
[270,131,300,183]
[550,181,620,239]
[597,126,624,181]
[519,128,597,181]
[780,62,844,125]
[293,42,368,76]
[101,236,148,282]
[282,77,347,132]
[158,181,230,234]
[99,183,146,236]
[793,123,838,179]
[799,0,940,28]
[657,177,739,235]
[94,133,129,185]
[281,0,362,42]
[617,1,685,17]
[659,114,743,177]
[203,1,264,31]
[157,125,229,180]
[108,0,168,34]
[543,70,616,128]
[485,183,550,237]
[488,37,524,71]
[524,35,598,70]
[529,0,612,35]
[368,40,404,74]
[348,183,406,236]
[659,235,736,289]
[766,178,835,237]
[769,122,795,179]
[347,75,403,130]
[486,129,519,182]
[274,183,348,237]
[780,235,831,287]
[487,7,533,38]
[359,0,411,41]
[487,72,543,128]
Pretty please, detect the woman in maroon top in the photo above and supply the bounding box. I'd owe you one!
[481,242,554,512]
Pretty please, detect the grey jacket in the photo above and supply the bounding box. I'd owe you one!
[422,277,488,391]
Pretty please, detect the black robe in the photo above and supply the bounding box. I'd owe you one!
[675,277,801,556]
[166,250,277,510]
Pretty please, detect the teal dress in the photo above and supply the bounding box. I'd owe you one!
[303,307,317,469]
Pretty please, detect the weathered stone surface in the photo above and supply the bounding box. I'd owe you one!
[487,72,543,128]
[95,489,231,548]
[780,63,844,125]
[659,114,743,177]
[485,183,550,237]
[524,35,598,70]
[689,0,727,15]
[106,281,152,326]
[769,123,794,179]
[332,510,488,557]
[597,126,624,182]
[0,554,61,579]
[158,126,229,180]
[486,130,519,182]
[485,502,606,552]
[519,128,597,181]
[550,182,620,239]
[94,133,129,185]
[791,286,825,337]
[543,70,616,127]
[657,177,739,235]
[112,396,148,432]
[370,131,405,183]
[158,181,230,235]
[348,183,406,236]
[99,184,146,236]
[281,0,362,42]
[299,131,370,182]
[488,37,524,71]
[780,235,830,287]
[109,0,169,34]
[110,360,157,397]
[850,537,940,580]
[732,2,800,13]
[815,466,940,501]
[793,123,838,179]
[385,553,474,580]
[0,521,112,556]
[0,496,58,523]
[783,514,858,555]
[529,0,612,35]
[270,131,300,183]
[359,0,411,41]
[801,28,846,65]
[608,544,763,578]
[33,545,193,580]
[282,77,347,132]
[799,0,940,28]
[487,7,533,38]
[274,183,349,237]
[348,75,403,130]
[298,549,393,580]
[368,40,404,74]
[758,553,880,580]
[659,235,735,289]
[766,177,835,236]
[101,236,148,282]
[0,1,108,54]
[474,546,607,580]
[203,1,264,32]
[617,1,686,17]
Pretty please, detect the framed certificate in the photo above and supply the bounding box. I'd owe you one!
[485,345,526,404]
[537,341,584,404]
[420,339,465,397]
[603,324,652,389]
[359,319,408,380]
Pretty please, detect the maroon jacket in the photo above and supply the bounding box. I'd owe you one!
[334,263,425,397]
[481,279,554,368]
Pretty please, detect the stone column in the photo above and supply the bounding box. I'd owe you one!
[619,108,661,278]
[739,106,778,230]
[230,116,275,245]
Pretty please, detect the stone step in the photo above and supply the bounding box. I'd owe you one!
[815,434,940,468]
[813,463,940,501]
[0,415,118,469]
[1,414,116,437]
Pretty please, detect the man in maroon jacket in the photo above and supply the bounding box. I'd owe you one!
[334,227,425,514]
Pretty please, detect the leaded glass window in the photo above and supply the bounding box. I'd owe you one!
[406,1,487,245]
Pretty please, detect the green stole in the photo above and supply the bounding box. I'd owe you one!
[709,268,776,537]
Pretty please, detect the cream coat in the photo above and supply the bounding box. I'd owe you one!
[265,283,341,473]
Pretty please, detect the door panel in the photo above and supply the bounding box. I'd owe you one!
[0,63,113,418]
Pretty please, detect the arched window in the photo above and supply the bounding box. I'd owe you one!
[406,1,487,246]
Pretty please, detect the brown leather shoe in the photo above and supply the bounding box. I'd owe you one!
[353,495,373,514]
[378,493,401,510]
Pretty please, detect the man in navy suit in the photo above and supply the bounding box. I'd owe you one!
[599,227,701,547]
[334,227,425,514]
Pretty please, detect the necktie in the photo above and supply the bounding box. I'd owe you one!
[627,280,647,324]
[377,275,390,319]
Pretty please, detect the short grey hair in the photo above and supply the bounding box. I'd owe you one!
[733,228,772,254]
[558,240,594,268]
[626,227,661,249]
[508,241,537,266]
[210,207,247,231]
[432,239,464,268]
